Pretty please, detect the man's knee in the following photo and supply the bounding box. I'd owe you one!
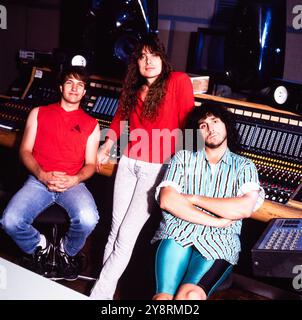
[82,215,99,234]
[186,288,207,300]
[152,293,173,300]
[175,283,207,300]
[1,211,24,234]
[75,207,99,232]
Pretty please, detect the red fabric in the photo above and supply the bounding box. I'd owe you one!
[33,103,97,175]
[108,72,194,163]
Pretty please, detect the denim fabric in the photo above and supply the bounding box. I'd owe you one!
[1,175,99,256]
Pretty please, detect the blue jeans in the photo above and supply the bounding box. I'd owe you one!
[1,175,99,256]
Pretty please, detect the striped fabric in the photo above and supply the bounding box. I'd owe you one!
[152,148,263,265]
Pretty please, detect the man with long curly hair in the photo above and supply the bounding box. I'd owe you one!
[90,35,195,300]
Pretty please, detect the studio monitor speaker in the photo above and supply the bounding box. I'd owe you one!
[224,0,286,91]
[249,78,302,115]
[186,28,226,77]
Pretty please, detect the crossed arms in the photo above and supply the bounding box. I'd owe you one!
[159,186,260,228]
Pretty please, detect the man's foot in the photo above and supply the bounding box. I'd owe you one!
[57,251,83,281]
[21,245,50,276]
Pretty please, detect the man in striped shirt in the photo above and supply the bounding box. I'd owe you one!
[152,102,264,300]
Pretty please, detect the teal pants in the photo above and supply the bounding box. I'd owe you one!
[155,239,233,296]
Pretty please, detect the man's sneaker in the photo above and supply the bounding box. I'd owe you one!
[57,251,81,281]
[21,245,50,276]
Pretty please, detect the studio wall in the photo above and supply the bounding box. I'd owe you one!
[0,1,60,93]
[158,0,302,84]
[0,0,302,94]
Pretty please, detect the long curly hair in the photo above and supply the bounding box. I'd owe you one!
[185,101,240,152]
[119,35,173,121]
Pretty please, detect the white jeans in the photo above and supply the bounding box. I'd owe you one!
[90,156,165,299]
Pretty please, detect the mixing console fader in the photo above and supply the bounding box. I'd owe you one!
[83,77,124,159]
[252,218,302,277]
[208,101,302,206]
[0,97,36,131]
[84,77,122,130]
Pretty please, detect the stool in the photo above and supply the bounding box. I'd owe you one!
[34,204,68,279]
[35,204,69,248]
[34,204,95,281]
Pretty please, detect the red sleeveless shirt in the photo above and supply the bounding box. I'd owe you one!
[33,103,97,175]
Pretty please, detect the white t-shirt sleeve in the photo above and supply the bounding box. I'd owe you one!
[237,181,265,212]
[155,181,182,202]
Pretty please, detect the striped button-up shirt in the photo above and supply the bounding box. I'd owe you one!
[152,148,264,265]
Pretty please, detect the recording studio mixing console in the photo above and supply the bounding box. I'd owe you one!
[252,218,302,277]
[0,97,35,131]
[1,68,302,223]
[196,95,302,214]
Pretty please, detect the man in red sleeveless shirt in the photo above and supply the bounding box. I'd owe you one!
[1,66,100,280]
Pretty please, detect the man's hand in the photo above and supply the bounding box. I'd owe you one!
[96,146,110,173]
[215,218,234,228]
[38,171,79,192]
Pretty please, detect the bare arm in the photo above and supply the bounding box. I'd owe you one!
[185,191,260,219]
[160,186,233,228]
[19,108,51,183]
[77,123,100,182]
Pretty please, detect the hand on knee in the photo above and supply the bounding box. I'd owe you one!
[175,283,207,300]
[152,293,173,300]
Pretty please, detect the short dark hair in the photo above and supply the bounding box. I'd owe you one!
[185,101,240,152]
[59,66,89,86]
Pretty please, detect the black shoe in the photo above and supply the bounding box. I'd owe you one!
[21,245,50,276]
[57,251,81,281]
